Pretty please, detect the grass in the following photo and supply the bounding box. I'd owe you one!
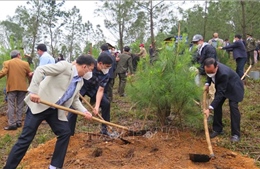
[0,61,260,167]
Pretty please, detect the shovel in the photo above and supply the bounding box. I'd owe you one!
[39,100,145,142]
[79,94,104,120]
[79,94,130,143]
[189,91,215,162]
[40,100,129,130]
[78,94,147,136]
[241,65,252,80]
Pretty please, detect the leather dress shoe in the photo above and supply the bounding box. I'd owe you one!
[16,123,22,128]
[210,131,224,138]
[230,135,240,142]
[4,125,17,130]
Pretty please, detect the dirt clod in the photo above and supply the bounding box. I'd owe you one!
[92,147,103,157]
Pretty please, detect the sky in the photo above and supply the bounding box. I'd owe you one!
[0,1,202,46]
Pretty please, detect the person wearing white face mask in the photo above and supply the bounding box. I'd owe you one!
[68,52,114,137]
[4,55,94,169]
[83,71,93,80]
[192,34,218,103]
[203,58,244,143]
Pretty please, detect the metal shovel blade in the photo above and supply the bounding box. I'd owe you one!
[189,153,211,162]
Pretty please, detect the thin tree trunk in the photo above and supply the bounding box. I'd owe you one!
[150,0,155,49]
[240,0,246,40]
[203,0,208,39]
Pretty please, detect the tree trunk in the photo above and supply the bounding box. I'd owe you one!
[150,0,155,49]
[119,23,123,53]
[157,104,171,126]
[203,0,208,39]
[240,0,246,40]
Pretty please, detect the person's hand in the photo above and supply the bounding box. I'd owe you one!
[28,72,34,77]
[30,93,40,103]
[92,107,99,115]
[204,85,209,93]
[218,47,223,50]
[204,109,210,118]
[84,111,92,120]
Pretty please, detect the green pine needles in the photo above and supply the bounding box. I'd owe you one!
[126,35,203,128]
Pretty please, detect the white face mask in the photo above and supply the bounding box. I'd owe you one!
[101,68,110,74]
[83,72,93,80]
[197,43,202,49]
[206,73,216,78]
[233,39,236,43]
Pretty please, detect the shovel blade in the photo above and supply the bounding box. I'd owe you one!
[189,153,211,162]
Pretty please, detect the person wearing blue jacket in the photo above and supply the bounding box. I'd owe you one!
[219,34,247,78]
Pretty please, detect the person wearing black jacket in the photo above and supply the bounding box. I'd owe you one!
[203,58,244,142]
[192,34,218,75]
[218,34,247,78]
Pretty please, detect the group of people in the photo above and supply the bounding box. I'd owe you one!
[191,32,259,143]
[1,31,255,168]
[1,42,141,168]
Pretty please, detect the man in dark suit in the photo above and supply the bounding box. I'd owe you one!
[203,58,244,142]
[218,34,247,78]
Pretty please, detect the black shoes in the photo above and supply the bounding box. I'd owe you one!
[16,123,22,128]
[4,125,17,130]
[210,131,224,138]
[230,135,240,142]
[4,122,22,130]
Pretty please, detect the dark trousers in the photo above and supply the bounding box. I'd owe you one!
[213,98,241,137]
[105,78,114,102]
[236,57,247,78]
[67,90,110,135]
[117,73,127,96]
[4,108,71,169]
[132,55,140,72]
[247,51,254,65]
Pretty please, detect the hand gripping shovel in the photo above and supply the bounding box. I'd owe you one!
[40,100,129,130]
[189,91,215,162]
[39,100,144,143]
[79,94,130,143]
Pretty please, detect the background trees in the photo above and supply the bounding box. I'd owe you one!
[0,0,260,62]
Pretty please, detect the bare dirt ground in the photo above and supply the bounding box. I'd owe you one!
[20,131,258,169]
[1,70,260,168]
[0,110,258,169]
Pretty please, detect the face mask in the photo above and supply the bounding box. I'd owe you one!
[206,73,216,78]
[197,43,202,49]
[83,72,93,80]
[101,68,110,74]
[233,39,236,43]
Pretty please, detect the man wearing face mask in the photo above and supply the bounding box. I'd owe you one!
[192,34,218,75]
[4,55,94,169]
[192,34,218,102]
[68,52,113,136]
[203,58,244,142]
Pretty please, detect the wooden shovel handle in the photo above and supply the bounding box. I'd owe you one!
[241,65,252,80]
[79,94,104,120]
[39,100,129,131]
[203,91,214,157]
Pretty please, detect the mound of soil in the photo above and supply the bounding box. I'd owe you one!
[21,131,258,169]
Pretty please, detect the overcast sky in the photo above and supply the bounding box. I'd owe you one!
[0,1,202,46]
